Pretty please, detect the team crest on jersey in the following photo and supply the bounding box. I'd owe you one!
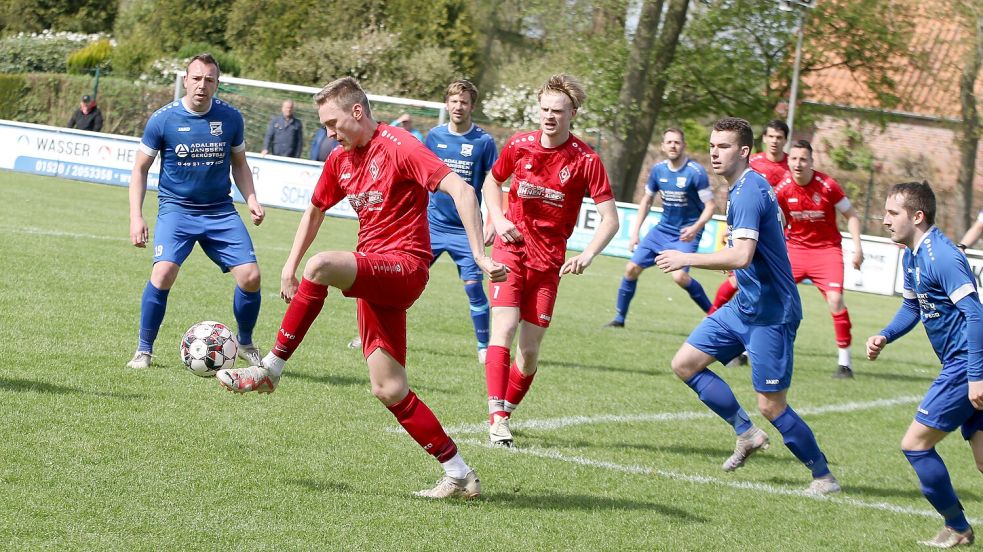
[559,166,571,183]
[175,144,190,158]
[209,121,223,136]
[676,177,687,188]
[812,192,821,204]
[369,159,380,180]
[460,144,473,157]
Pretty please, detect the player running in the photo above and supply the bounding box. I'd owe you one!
[604,128,715,327]
[867,181,983,548]
[656,117,840,495]
[126,54,264,370]
[216,77,507,500]
[482,74,619,447]
[776,140,864,378]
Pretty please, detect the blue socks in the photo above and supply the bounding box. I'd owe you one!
[685,278,712,313]
[138,282,169,353]
[464,282,489,349]
[233,286,262,346]
[770,406,830,477]
[685,369,752,434]
[614,277,638,324]
[903,449,970,531]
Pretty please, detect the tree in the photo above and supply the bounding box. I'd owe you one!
[954,2,983,235]
[604,0,691,201]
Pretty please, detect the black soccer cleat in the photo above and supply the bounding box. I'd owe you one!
[832,365,854,379]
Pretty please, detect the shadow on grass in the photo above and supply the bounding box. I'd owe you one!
[0,376,143,399]
[854,370,934,384]
[284,478,355,494]
[542,359,669,378]
[486,491,707,521]
[844,481,982,503]
[289,371,368,388]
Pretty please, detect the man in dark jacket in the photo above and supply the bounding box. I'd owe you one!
[68,95,103,132]
[261,100,303,157]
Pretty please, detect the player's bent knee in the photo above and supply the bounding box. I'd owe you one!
[232,264,261,291]
[304,252,350,284]
[672,271,691,286]
[372,381,409,405]
[150,261,180,289]
[625,263,642,279]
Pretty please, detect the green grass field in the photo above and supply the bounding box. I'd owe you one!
[0,170,978,551]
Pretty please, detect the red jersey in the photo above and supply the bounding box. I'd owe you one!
[750,152,788,187]
[311,124,452,263]
[775,170,849,249]
[491,130,613,272]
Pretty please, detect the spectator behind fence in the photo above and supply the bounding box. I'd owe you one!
[310,126,339,162]
[68,95,103,132]
[262,100,304,157]
[391,113,424,141]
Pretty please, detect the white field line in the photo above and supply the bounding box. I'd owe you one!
[456,437,981,524]
[429,395,923,436]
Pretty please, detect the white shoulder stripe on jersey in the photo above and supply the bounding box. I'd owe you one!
[731,228,759,241]
[950,282,977,304]
[903,289,917,300]
[835,197,852,213]
[232,142,246,153]
[139,143,158,157]
[697,188,714,202]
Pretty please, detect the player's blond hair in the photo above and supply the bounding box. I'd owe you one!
[313,76,372,117]
[537,74,586,110]
[446,79,478,104]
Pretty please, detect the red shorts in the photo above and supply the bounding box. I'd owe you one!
[489,247,560,328]
[787,245,844,295]
[343,252,429,366]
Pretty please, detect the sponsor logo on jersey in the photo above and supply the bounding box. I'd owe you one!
[369,159,380,181]
[175,144,190,158]
[347,191,384,212]
[460,144,473,157]
[339,173,352,180]
[676,177,687,188]
[918,407,929,415]
[209,121,223,136]
[766,379,779,385]
[539,313,551,322]
[659,178,668,183]
[559,166,571,183]
[788,197,798,203]
[516,180,565,205]
[436,143,447,149]
[177,126,191,132]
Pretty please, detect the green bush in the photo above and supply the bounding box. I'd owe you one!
[0,74,28,120]
[67,38,113,74]
[0,31,101,73]
[175,43,242,77]
[110,36,158,78]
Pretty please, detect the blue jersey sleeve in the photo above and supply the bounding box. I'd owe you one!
[935,249,977,305]
[694,164,710,192]
[955,296,983,381]
[141,113,165,153]
[645,165,659,195]
[729,184,765,241]
[232,112,245,150]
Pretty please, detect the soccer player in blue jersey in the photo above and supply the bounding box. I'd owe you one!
[426,80,498,362]
[126,54,265,369]
[655,117,840,494]
[866,181,983,548]
[605,128,714,327]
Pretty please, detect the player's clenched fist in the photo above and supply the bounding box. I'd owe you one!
[866,335,887,360]
[476,256,508,282]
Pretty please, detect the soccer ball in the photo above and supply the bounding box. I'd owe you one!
[180,321,238,377]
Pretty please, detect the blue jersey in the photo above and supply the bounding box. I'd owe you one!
[901,226,980,368]
[727,169,802,326]
[645,159,711,235]
[425,123,498,233]
[139,98,246,216]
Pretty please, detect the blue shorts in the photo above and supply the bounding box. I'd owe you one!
[630,225,700,270]
[687,304,799,393]
[916,361,983,440]
[430,229,482,282]
[153,211,257,272]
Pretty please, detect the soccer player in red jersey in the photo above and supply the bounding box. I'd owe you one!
[776,140,864,378]
[709,120,791,320]
[481,74,620,447]
[216,77,508,500]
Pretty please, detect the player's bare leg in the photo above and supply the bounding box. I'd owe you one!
[128,261,181,369]
[486,306,520,447]
[825,290,854,379]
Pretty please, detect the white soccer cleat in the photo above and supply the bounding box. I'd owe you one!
[722,426,770,471]
[489,414,514,448]
[413,470,481,500]
[216,363,279,394]
[918,526,975,548]
[237,344,263,367]
[805,474,841,496]
[126,351,152,369]
[347,336,362,350]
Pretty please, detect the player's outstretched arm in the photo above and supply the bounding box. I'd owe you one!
[280,205,326,303]
[959,219,983,251]
[656,235,756,273]
[865,335,888,360]
[954,294,983,407]
[630,193,655,251]
[231,150,264,226]
[128,151,155,248]
[440,172,508,282]
[869,297,920,361]
[680,198,716,242]
[482,173,521,245]
[561,199,620,276]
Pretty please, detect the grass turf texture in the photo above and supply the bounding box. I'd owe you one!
[0,170,978,551]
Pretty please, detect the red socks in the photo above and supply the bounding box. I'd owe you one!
[272,278,328,360]
[504,362,536,411]
[832,308,852,348]
[709,278,738,315]
[387,390,457,462]
[485,345,510,420]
